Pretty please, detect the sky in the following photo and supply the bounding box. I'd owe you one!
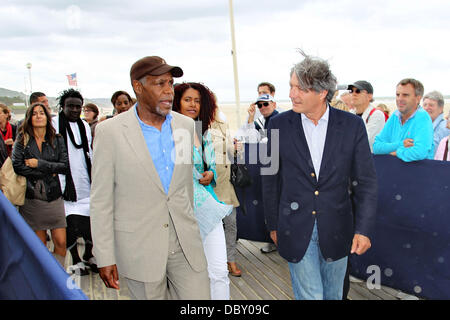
[1,0,450,103]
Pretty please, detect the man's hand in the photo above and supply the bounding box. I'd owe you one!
[403,138,414,148]
[199,171,214,186]
[247,103,256,124]
[270,231,278,246]
[351,234,371,255]
[99,264,120,290]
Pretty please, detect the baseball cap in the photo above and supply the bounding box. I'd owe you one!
[130,56,183,81]
[255,94,275,103]
[348,80,373,94]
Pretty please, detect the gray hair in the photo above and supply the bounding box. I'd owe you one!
[397,78,424,97]
[423,90,444,108]
[290,50,337,103]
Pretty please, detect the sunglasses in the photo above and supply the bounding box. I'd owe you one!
[351,88,364,94]
[257,102,270,108]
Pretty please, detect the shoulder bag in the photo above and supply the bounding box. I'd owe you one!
[0,157,26,206]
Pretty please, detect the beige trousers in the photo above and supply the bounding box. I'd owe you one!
[125,215,210,300]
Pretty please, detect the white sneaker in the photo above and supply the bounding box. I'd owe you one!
[260,243,277,253]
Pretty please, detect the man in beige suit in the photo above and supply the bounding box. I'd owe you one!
[90,56,210,299]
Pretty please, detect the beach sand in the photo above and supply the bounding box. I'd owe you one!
[219,99,450,136]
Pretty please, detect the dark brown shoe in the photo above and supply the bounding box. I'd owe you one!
[227,262,242,277]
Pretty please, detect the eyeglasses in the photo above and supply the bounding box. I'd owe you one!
[257,102,269,108]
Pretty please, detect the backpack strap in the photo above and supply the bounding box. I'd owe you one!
[366,107,377,124]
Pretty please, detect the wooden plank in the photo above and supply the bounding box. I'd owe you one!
[238,240,291,281]
[351,282,382,300]
[228,264,262,300]
[236,241,293,299]
[235,252,277,300]
[244,240,288,268]
[229,278,247,300]
[366,286,398,300]
[236,252,289,300]
[348,287,367,300]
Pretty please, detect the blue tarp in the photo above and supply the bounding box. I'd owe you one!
[235,143,450,300]
[0,192,88,300]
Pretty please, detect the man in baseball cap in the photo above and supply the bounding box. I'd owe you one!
[347,80,373,95]
[130,56,183,81]
[129,56,184,120]
[91,56,211,300]
[347,80,385,152]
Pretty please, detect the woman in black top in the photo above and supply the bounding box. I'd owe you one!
[12,103,69,266]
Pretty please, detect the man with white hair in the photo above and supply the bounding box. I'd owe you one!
[423,90,450,155]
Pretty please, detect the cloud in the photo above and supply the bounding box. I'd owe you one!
[1,0,450,103]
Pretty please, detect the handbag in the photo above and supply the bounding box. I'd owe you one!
[0,157,26,206]
[230,156,252,216]
[230,157,252,188]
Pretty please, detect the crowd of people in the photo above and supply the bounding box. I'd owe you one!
[0,52,449,301]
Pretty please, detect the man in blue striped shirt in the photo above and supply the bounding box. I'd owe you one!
[373,78,434,162]
[422,90,450,156]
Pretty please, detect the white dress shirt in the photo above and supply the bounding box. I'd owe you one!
[301,106,329,180]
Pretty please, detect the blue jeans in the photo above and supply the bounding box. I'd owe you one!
[288,220,348,300]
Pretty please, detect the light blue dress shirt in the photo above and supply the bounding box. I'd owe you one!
[432,113,450,155]
[134,106,175,194]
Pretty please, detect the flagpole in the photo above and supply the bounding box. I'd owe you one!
[228,0,241,127]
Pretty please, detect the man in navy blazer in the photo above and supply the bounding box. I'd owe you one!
[262,52,377,300]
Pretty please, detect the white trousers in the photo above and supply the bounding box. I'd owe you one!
[203,223,230,300]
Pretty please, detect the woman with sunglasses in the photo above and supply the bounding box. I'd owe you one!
[173,82,232,300]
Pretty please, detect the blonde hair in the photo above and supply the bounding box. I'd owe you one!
[376,103,390,117]
[331,99,350,112]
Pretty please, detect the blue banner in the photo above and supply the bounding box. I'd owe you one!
[0,193,87,300]
[235,143,450,299]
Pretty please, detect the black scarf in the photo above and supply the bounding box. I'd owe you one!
[58,112,92,202]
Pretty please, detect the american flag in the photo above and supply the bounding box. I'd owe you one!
[66,73,78,86]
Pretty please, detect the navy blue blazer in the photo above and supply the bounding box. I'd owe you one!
[262,107,378,263]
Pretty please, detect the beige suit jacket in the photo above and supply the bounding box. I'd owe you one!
[90,107,207,282]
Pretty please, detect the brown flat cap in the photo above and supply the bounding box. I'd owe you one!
[130,56,183,81]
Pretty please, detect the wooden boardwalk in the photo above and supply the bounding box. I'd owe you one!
[65,239,420,300]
